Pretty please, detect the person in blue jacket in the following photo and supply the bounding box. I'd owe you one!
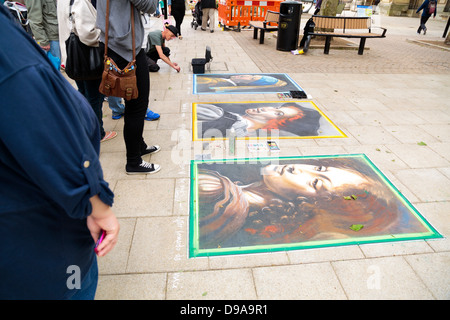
[416,0,437,35]
[0,5,119,299]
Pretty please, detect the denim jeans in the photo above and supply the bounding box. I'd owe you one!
[69,257,98,300]
[75,78,105,139]
[108,96,125,116]
[417,15,431,33]
[49,40,61,61]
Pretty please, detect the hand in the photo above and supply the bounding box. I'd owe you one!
[87,195,120,257]
[173,62,180,72]
[40,44,50,51]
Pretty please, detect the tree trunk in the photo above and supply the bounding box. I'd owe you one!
[320,0,339,16]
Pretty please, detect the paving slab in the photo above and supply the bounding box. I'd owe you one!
[167,269,257,300]
[253,263,347,299]
[332,256,435,299]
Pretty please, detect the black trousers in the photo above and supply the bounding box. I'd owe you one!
[418,15,431,33]
[171,5,185,35]
[101,44,149,166]
[147,46,170,62]
[75,78,105,139]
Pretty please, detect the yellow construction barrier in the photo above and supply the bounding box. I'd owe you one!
[218,0,283,30]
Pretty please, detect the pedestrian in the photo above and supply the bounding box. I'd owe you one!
[160,0,171,17]
[171,0,185,39]
[0,5,119,299]
[145,25,181,72]
[299,17,315,49]
[24,0,61,64]
[314,0,322,15]
[416,0,437,35]
[57,0,117,143]
[57,0,70,68]
[201,0,216,33]
[96,0,162,174]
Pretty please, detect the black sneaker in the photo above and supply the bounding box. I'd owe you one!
[141,145,161,156]
[126,161,161,175]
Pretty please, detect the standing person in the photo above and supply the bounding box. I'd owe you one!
[96,0,162,174]
[24,0,61,62]
[416,0,437,35]
[171,0,185,39]
[314,0,322,15]
[0,5,119,299]
[57,0,117,142]
[145,25,181,72]
[201,0,216,33]
[57,0,70,68]
[160,0,171,17]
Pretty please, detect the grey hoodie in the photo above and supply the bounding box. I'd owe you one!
[96,0,157,62]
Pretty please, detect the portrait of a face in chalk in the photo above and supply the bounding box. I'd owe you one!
[193,101,346,140]
[189,155,441,257]
[193,73,307,94]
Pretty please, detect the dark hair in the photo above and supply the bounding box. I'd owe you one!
[166,25,179,36]
[260,102,321,137]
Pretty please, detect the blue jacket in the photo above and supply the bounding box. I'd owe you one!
[0,6,113,299]
[416,0,437,17]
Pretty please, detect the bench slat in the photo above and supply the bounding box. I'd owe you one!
[265,11,279,23]
[312,32,385,38]
[313,16,369,31]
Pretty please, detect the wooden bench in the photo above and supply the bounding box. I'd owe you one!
[308,15,387,55]
[249,10,279,44]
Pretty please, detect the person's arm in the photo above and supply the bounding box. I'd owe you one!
[24,0,49,49]
[131,0,158,14]
[155,44,180,72]
[416,1,426,13]
[1,62,117,250]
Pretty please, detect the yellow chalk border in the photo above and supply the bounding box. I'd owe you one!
[192,100,347,141]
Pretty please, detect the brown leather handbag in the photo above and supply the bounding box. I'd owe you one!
[99,0,138,101]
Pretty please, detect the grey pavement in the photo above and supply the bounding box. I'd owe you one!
[88,9,450,300]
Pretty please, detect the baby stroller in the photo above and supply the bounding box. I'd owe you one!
[190,0,203,30]
[4,1,33,37]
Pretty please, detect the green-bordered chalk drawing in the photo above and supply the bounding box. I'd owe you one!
[189,154,442,257]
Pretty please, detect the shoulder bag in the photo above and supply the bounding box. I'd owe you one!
[65,0,104,81]
[99,0,138,101]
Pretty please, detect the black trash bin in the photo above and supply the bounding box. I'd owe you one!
[276,1,302,51]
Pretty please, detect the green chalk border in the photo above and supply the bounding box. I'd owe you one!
[189,154,442,258]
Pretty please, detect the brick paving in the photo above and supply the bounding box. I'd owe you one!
[231,13,450,74]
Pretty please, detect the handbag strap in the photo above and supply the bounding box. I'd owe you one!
[104,0,136,61]
[68,0,75,30]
